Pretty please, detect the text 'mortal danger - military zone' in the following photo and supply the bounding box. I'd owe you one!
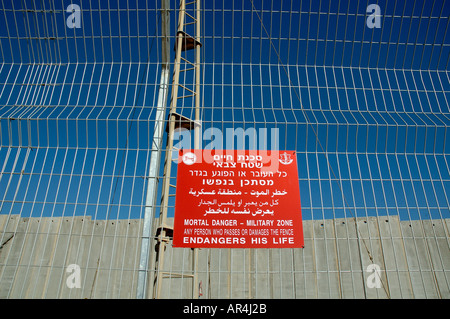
[173,149,304,248]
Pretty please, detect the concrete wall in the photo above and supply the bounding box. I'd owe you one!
[151,216,450,299]
[1,214,449,298]
[0,215,143,298]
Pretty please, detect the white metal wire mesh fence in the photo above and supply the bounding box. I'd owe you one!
[0,0,449,298]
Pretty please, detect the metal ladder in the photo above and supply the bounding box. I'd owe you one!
[153,0,202,299]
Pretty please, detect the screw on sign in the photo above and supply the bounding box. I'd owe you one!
[173,150,304,249]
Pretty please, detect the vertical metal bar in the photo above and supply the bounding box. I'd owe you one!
[136,67,170,299]
[194,0,201,149]
[136,0,170,299]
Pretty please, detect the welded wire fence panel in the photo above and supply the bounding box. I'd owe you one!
[0,0,449,299]
[0,0,163,298]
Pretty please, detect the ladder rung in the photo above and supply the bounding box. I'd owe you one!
[185,12,197,22]
[179,83,195,94]
[177,94,195,99]
[180,56,195,66]
[180,67,195,72]
[183,21,197,26]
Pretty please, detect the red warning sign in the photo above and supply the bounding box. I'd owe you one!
[173,150,304,248]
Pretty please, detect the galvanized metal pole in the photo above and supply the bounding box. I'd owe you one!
[136,0,170,299]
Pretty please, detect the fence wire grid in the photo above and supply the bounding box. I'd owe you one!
[0,0,449,299]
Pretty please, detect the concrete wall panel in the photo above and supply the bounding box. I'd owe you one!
[0,215,449,298]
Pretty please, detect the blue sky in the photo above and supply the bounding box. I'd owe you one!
[0,0,449,221]
[0,0,448,67]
